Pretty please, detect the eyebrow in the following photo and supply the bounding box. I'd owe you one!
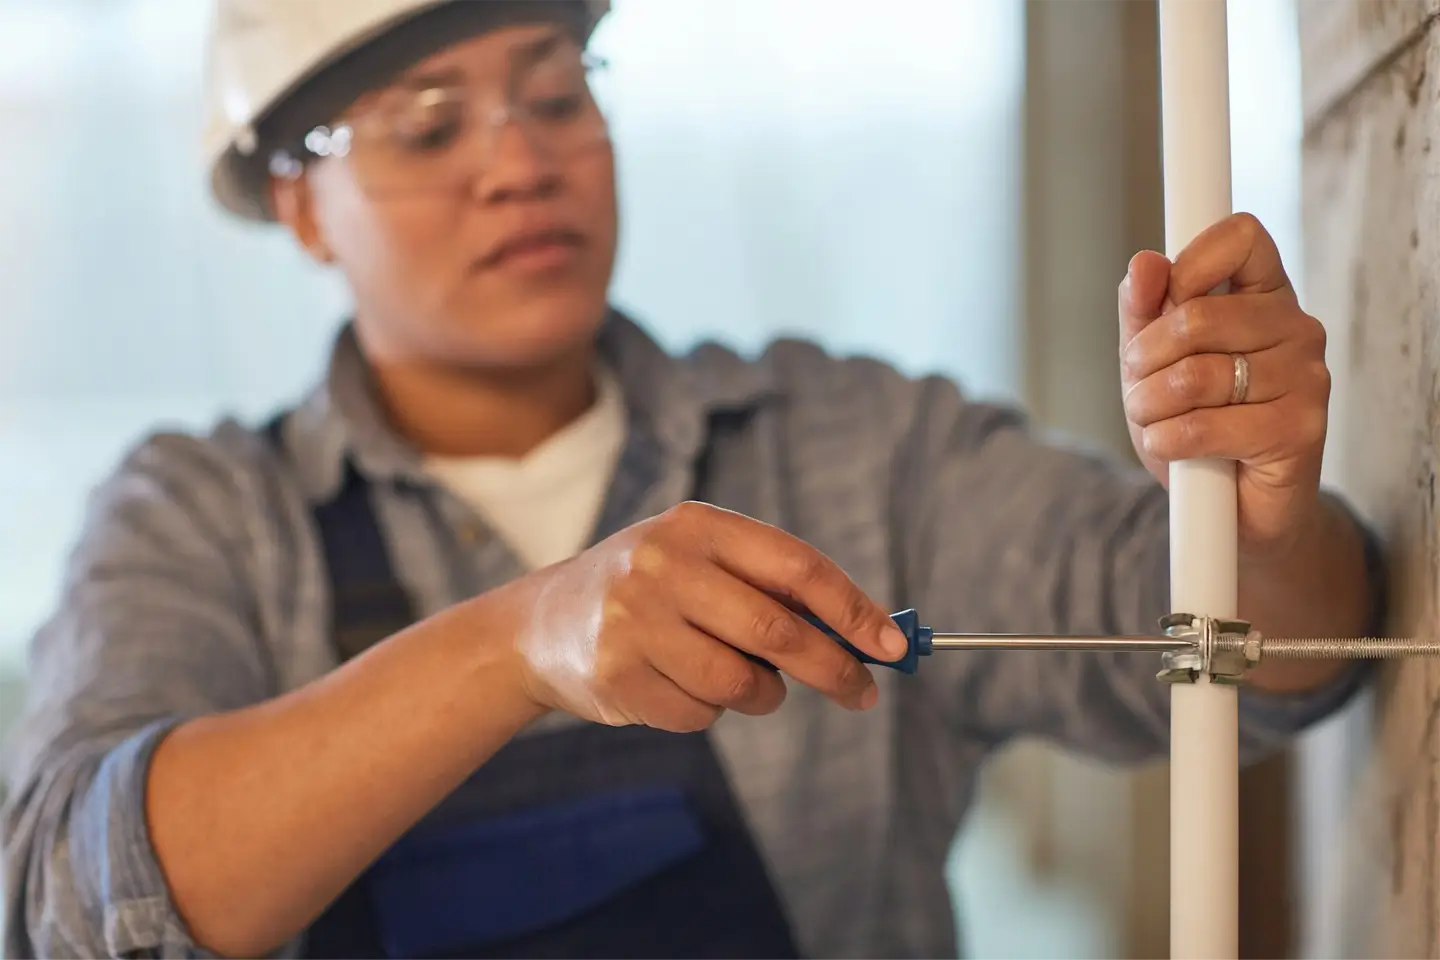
[394,67,465,91]
[510,28,568,71]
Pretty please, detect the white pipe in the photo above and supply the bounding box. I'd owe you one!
[1157,2,1239,959]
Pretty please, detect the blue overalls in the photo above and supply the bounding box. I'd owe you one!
[266,422,802,959]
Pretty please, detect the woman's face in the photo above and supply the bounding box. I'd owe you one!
[273,21,619,371]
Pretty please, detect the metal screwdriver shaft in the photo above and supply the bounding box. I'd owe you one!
[927,633,1194,653]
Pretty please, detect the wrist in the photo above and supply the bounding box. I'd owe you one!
[441,584,553,742]
[1239,497,1330,574]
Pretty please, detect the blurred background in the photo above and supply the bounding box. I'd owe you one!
[0,0,1354,956]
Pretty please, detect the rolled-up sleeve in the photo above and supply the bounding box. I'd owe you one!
[2,433,277,959]
[891,374,1379,765]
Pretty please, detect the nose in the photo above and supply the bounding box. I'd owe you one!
[467,108,562,204]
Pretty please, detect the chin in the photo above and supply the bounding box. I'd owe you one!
[442,291,608,370]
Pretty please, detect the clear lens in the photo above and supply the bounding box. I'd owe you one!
[323,52,610,198]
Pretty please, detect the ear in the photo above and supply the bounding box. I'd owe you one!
[268,173,335,264]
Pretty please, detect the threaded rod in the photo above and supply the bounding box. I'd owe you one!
[1217,637,1436,659]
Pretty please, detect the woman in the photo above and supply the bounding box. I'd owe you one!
[2,1,1380,957]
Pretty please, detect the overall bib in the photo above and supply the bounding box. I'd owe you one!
[271,423,801,959]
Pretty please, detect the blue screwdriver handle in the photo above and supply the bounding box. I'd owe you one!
[743,608,933,676]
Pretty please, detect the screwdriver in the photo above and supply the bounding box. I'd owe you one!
[744,609,1431,676]
[744,609,1194,676]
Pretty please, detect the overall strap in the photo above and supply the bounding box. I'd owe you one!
[265,415,417,661]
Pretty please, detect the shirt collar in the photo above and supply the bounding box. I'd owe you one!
[285,308,780,503]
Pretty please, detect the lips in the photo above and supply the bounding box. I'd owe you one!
[476,226,585,271]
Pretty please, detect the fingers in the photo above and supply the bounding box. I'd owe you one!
[1138,398,1327,465]
[668,563,877,710]
[681,503,909,664]
[643,621,791,716]
[1123,347,1291,427]
[617,501,892,714]
[548,501,901,731]
[1118,214,1296,369]
[1120,292,1303,385]
[1168,212,1293,302]
[617,661,727,733]
[1120,289,1321,458]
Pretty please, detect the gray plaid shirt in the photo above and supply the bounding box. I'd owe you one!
[2,313,1369,958]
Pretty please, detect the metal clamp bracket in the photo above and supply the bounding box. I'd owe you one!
[1156,613,1261,684]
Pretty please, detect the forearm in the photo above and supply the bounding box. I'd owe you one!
[147,590,543,958]
[1237,494,1375,694]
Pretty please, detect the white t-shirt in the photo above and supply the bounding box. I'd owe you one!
[424,368,627,571]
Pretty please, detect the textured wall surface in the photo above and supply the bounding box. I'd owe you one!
[1301,2,1440,955]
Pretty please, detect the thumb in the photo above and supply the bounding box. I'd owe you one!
[1118,250,1172,349]
[1168,212,1290,303]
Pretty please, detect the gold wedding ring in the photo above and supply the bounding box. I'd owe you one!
[1229,353,1250,405]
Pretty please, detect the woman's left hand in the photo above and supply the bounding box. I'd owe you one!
[1118,212,1331,559]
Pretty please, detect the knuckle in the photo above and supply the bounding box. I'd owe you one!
[783,548,829,589]
[600,595,638,633]
[1121,389,1139,423]
[1142,424,1176,460]
[840,587,876,636]
[1178,414,1207,448]
[1172,299,1210,348]
[714,662,759,706]
[628,538,671,579]
[657,500,722,558]
[1168,356,1208,402]
[1119,342,1147,383]
[752,608,803,655]
[833,652,867,695]
[658,500,709,532]
[1123,395,1149,427]
[1233,210,1263,238]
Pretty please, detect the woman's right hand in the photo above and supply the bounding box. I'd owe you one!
[504,501,910,731]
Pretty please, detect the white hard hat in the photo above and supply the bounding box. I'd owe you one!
[202,0,610,222]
